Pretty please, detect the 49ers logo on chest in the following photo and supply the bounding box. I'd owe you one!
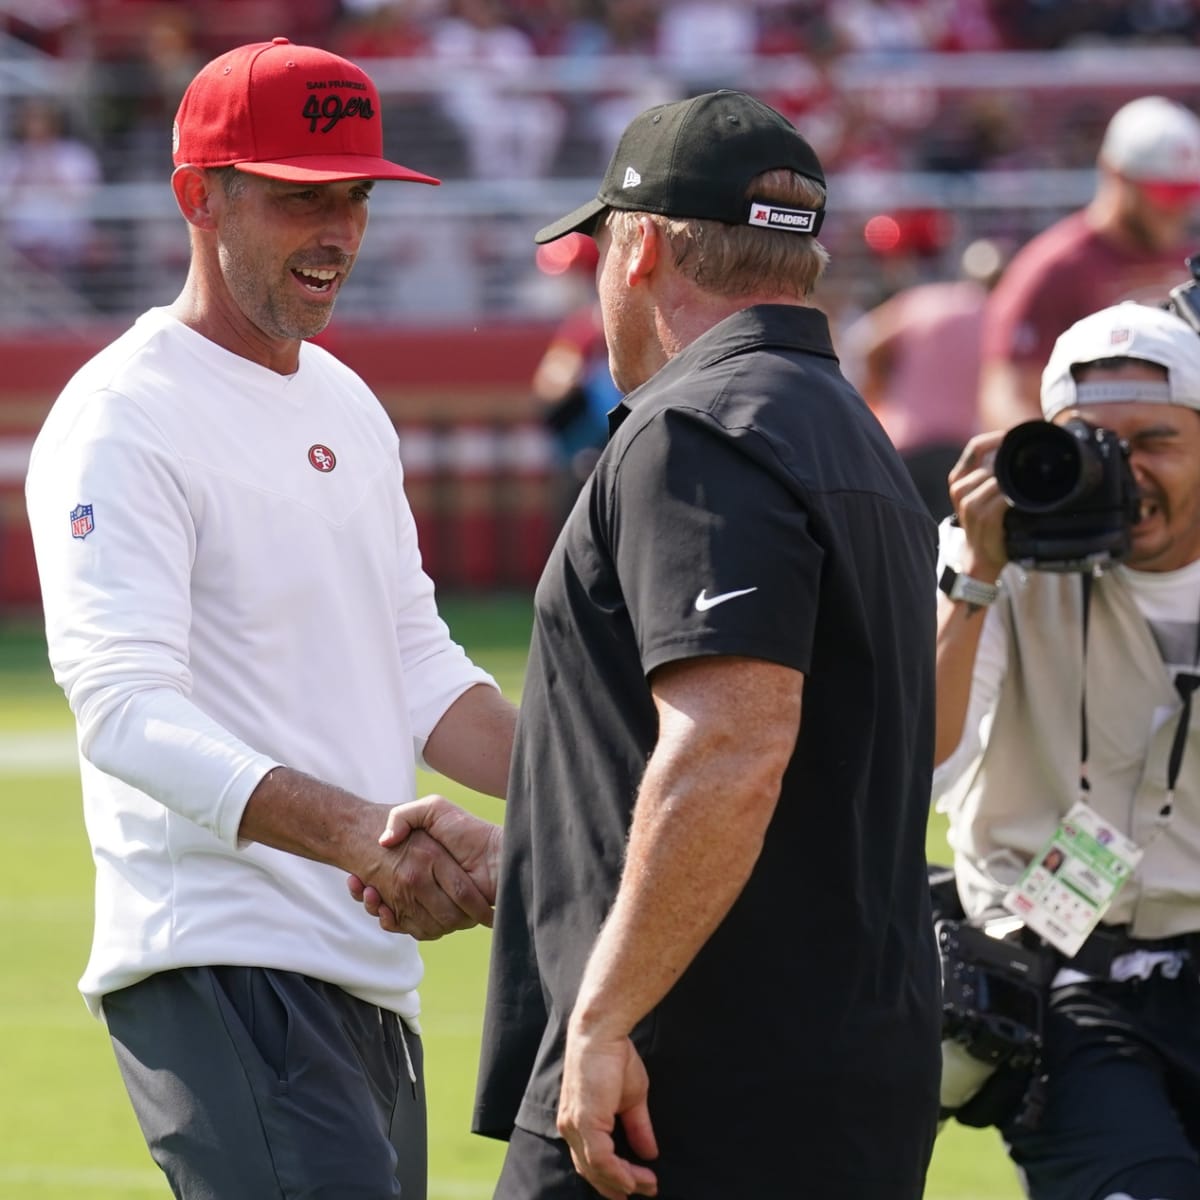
[308,444,337,472]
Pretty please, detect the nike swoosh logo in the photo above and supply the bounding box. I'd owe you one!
[694,586,758,612]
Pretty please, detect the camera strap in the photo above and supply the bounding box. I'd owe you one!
[1164,611,1200,821]
[1081,572,1200,822]
[1078,572,1093,797]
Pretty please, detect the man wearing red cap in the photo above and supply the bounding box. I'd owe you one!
[24,38,515,1199]
[979,95,1200,433]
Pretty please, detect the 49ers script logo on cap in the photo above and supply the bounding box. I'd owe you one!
[302,79,375,134]
[308,444,337,472]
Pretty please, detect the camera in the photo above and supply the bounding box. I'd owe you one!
[994,416,1139,572]
[936,918,1052,1127]
[1166,252,1200,335]
[938,920,1047,1068]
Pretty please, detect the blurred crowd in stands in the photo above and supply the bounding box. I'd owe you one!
[5,1,1200,183]
[2,0,1200,329]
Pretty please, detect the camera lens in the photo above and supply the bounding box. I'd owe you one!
[996,420,1091,512]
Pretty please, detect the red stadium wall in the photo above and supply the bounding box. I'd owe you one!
[0,322,559,614]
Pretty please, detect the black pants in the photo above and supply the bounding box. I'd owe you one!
[104,966,427,1199]
[496,1126,680,1200]
[1003,965,1200,1200]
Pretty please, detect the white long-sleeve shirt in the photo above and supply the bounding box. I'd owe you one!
[25,308,496,1021]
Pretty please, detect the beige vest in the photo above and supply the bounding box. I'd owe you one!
[945,567,1200,938]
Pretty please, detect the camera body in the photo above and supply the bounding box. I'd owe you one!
[994,417,1139,572]
[1167,253,1200,336]
[936,917,1052,1127]
[938,920,1047,1068]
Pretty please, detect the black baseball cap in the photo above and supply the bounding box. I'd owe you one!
[534,90,826,245]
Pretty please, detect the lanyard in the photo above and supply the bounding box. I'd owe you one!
[1165,602,1200,818]
[1078,572,1200,820]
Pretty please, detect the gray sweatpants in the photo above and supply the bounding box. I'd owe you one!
[103,965,427,1199]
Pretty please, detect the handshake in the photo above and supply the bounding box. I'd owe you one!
[345,796,503,941]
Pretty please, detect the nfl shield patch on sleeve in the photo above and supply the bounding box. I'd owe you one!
[70,504,94,540]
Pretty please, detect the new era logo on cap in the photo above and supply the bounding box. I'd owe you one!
[622,166,642,188]
[173,37,440,186]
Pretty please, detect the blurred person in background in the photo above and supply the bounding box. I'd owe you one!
[529,231,621,519]
[654,0,757,89]
[0,97,103,285]
[841,236,1006,519]
[979,94,1200,432]
[88,6,202,181]
[24,37,515,1200]
[429,0,566,178]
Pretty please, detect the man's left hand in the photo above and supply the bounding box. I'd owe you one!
[556,1028,659,1199]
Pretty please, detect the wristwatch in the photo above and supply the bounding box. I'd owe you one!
[939,564,1000,608]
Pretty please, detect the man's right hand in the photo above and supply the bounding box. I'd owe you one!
[347,796,502,938]
[947,429,1010,580]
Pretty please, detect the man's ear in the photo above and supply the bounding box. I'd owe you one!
[626,215,660,286]
[171,165,220,231]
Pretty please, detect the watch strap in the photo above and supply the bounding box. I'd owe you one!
[939,564,1000,607]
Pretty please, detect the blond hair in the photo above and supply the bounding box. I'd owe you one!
[605,169,829,300]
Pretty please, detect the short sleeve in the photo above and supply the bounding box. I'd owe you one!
[607,409,821,677]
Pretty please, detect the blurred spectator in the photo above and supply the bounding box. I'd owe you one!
[0,97,103,284]
[89,5,202,180]
[1,0,87,55]
[761,30,853,172]
[429,0,566,179]
[979,94,1200,430]
[577,0,672,174]
[841,237,1006,518]
[931,0,1005,52]
[334,0,434,58]
[828,0,936,54]
[995,0,1199,48]
[918,91,1027,174]
[595,0,658,52]
[529,232,620,518]
[656,1,757,89]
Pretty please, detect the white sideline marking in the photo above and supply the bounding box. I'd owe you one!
[0,731,77,772]
[0,1165,164,1190]
[0,1166,493,1196]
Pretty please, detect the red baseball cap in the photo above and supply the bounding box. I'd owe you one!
[172,37,440,186]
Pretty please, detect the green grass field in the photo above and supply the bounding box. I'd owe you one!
[0,596,1020,1199]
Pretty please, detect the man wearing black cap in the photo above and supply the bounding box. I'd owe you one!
[471,90,942,1198]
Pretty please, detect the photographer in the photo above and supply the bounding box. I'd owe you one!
[934,299,1200,1199]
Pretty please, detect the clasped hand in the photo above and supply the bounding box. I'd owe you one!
[948,429,1010,574]
[346,795,502,939]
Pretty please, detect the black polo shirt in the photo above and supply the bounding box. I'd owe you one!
[475,305,941,1198]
